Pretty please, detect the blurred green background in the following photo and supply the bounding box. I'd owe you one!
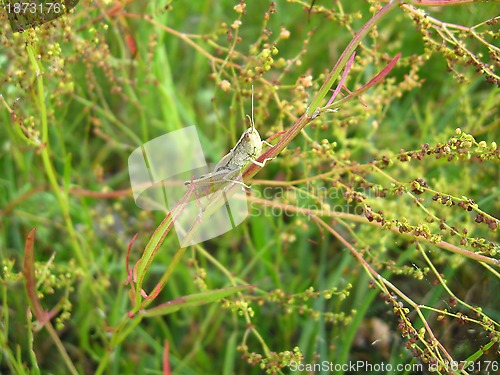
[0,1,498,374]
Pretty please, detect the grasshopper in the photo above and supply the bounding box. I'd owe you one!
[185,87,274,196]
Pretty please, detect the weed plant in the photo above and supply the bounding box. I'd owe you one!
[0,1,499,374]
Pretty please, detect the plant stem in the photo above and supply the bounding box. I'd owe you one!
[25,40,87,270]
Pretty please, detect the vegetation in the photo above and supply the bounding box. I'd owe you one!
[1,0,498,374]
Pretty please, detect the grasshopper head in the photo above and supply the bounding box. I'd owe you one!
[239,86,263,158]
[241,116,263,157]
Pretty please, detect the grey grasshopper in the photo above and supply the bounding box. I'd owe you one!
[185,88,274,196]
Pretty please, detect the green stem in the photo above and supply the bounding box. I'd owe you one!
[25,40,87,270]
[44,322,79,375]
[96,315,143,375]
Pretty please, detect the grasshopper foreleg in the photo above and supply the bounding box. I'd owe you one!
[250,156,275,168]
[262,140,274,148]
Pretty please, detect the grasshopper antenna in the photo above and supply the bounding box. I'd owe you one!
[252,85,255,128]
[250,85,255,130]
[245,85,255,130]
